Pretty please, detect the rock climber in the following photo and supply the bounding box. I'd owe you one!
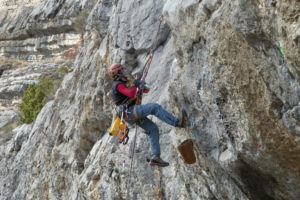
[107,63,188,167]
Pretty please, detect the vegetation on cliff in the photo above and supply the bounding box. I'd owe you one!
[19,66,71,123]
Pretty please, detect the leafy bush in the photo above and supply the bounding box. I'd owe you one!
[19,84,47,124]
[58,66,71,74]
[19,66,71,124]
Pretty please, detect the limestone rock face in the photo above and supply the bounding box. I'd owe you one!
[0,0,84,61]
[0,0,299,200]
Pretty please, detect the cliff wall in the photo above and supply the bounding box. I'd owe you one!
[0,0,299,199]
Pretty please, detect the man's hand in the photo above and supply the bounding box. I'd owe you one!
[133,79,150,92]
[133,79,142,87]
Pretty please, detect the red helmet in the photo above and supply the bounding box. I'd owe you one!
[107,63,123,78]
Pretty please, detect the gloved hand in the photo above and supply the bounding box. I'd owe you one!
[133,79,142,87]
[133,79,150,91]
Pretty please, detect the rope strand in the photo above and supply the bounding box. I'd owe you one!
[126,15,164,198]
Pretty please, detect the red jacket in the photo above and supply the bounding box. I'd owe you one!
[116,83,149,98]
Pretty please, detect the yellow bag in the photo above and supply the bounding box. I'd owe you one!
[119,120,126,132]
[108,112,130,144]
[109,117,121,135]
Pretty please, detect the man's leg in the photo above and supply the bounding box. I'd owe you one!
[127,117,169,167]
[135,117,160,156]
[131,117,169,167]
[134,103,179,126]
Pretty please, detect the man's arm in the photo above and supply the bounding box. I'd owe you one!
[116,83,149,98]
[116,84,137,98]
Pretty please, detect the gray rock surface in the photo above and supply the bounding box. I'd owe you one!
[0,0,299,200]
[0,0,84,61]
[0,63,58,103]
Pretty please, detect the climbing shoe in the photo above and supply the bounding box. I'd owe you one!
[176,109,189,128]
[148,155,169,167]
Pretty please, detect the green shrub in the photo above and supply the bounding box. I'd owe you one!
[19,84,47,124]
[73,10,89,33]
[19,66,71,124]
[58,66,70,74]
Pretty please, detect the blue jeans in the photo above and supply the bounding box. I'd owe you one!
[125,103,179,156]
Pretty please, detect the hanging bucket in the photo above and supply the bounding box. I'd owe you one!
[177,139,196,164]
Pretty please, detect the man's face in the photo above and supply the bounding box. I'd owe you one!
[121,67,128,77]
[120,67,129,81]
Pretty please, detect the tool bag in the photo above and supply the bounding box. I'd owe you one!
[108,108,129,145]
[109,113,121,136]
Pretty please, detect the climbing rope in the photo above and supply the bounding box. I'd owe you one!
[129,124,138,175]
[126,15,164,198]
[135,15,164,105]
